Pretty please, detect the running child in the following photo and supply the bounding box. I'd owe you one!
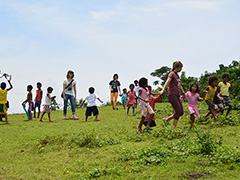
[121,88,128,109]
[39,87,56,122]
[143,85,162,127]
[80,87,103,122]
[34,82,43,118]
[218,73,233,116]
[127,84,136,116]
[134,80,140,108]
[159,61,185,128]
[0,77,13,124]
[203,75,223,121]
[22,85,34,121]
[182,83,203,129]
[137,77,159,134]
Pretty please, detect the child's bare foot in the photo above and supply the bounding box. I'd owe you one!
[127,113,129,116]
[214,118,219,121]
[137,129,142,134]
[40,120,44,122]
[29,119,32,121]
[95,119,100,121]
[145,126,153,130]
[133,114,136,116]
[204,115,207,121]
[6,121,10,124]
[49,120,53,122]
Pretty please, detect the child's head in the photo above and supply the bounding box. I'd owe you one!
[222,73,230,82]
[89,87,95,94]
[47,86,53,93]
[0,82,6,90]
[190,83,199,93]
[113,74,118,80]
[208,75,218,87]
[37,82,42,89]
[172,61,183,72]
[134,80,138,86]
[123,88,127,94]
[129,84,134,90]
[139,77,148,88]
[148,85,152,92]
[67,70,74,79]
[27,85,33,92]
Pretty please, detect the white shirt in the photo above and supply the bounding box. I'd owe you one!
[84,94,98,107]
[44,93,51,105]
[63,80,76,96]
[134,85,140,97]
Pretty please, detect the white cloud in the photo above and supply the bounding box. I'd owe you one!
[166,0,219,10]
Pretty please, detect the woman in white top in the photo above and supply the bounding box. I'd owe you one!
[62,70,79,120]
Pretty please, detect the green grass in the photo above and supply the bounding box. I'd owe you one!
[0,102,240,179]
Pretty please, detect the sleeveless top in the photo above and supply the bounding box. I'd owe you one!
[36,89,43,101]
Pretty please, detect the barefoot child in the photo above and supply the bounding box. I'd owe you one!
[40,87,56,122]
[0,77,13,124]
[22,85,34,121]
[137,77,159,134]
[203,75,223,121]
[34,82,43,118]
[80,87,103,122]
[143,86,162,127]
[127,84,136,116]
[121,88,128,109]
[134,80,140,108]
[160,61,185,128]
[182,83,203,129]
[218,73,233,116]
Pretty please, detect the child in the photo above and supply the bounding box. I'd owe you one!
[183,83,203,129]
[144,86,162,127]
[160,61,185,128]
[218,73,233,116]
[39,87,56,122]
[34,82,43,118]
[22,85,34,121]
[109,74,121,110]
[134,80,140,108]
[0,77,13,124]
[203,75,223,121]
[127,84,136,116]
[121,88,128,109]
[80,87,103,122]
[137,77,159,134]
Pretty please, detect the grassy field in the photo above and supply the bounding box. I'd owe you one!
[0,102,240,180]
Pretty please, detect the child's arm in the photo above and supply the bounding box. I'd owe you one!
[216,91,223,101]
[118,86,121,96]
[22,93,31,105]
[180,85,185,97]
[97,98,103,103]
[73,83,77,101]
[159,76,172,95]
[80,100,86,107]
[150,91,159,96]
[203,86,209,93]
[138,90,149,103]
[229,81,233,92]
[198,96,204,101]
[6,80,13,91]
[48,93,56,100]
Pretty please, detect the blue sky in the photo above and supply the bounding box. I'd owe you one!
[0,0,239,114]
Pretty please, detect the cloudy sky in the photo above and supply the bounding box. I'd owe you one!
[0,0,239,114]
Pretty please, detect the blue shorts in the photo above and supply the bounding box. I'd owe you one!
[35,100,41,108]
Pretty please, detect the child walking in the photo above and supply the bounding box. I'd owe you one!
[160,61,185,128]
[40,87,56,122]
[134,80,140,108]
[109,74,121,110]
[121,88,128,109]
[127,84,136,116]
[22,85,34,121]
[204,75,223,121]
[218,73,233,116]
[182,83,203,129]
[0,77,13,124]
[137,77,159,134]
[34,82,43,118]
[80,87,103,122]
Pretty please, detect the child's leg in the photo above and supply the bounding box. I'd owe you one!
[95,114,100,121]
[33,106,36,118]
[190,114,195,128]
[40,112,45,122]
[28,109,33,120]
[204,112,211,121]
[37,106,41,118]
[111,93,114,108]
[146,114,154,129]
[226,105,232,116]
[173,119,178,128]
[85,116,88,122]
[114,93,118,109]
[5,114,9,124]
[138,116,145,134]
[48,112,52,122]
[210,107,219,121]
[127,106,130,115]
[132,107,135,116]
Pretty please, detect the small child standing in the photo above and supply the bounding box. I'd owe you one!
[134,80,140,108]
[40,87,56,122]
[0,77,13,124]
[121,88,128,109]
[80,87,103,122]
[218,73,233,116]
[183,83,203,129]
[34,82,43,118]
[22,85,34,121]
[127,84,136,116]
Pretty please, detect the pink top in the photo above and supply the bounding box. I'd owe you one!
[127,90,136,105]
[168,71,181,96]
[185,91,199,107]
[139,87,150,106]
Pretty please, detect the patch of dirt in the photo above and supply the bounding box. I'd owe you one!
[189,173,210,179]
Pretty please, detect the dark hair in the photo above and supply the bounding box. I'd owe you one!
[139,77,148,88]
[123,88,127,92]
[129,84,134,89]
[148,85,152,91]
[134,80,138,83]
[67,70,74,78]
[190,83,199,93]
[208,75,218,85]
[1,82,6,89]
[27,85,33,91]
[37,82,42,87]
[113,74,118,80]
[47,86,53,93]
[172,61,183,71]
[222,73,230,79]
[89,87,95,94]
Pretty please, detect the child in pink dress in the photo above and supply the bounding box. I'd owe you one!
[127,84,136,116]
[182,83,203,128]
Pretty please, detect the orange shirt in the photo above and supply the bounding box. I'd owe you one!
[36,89,43,101]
